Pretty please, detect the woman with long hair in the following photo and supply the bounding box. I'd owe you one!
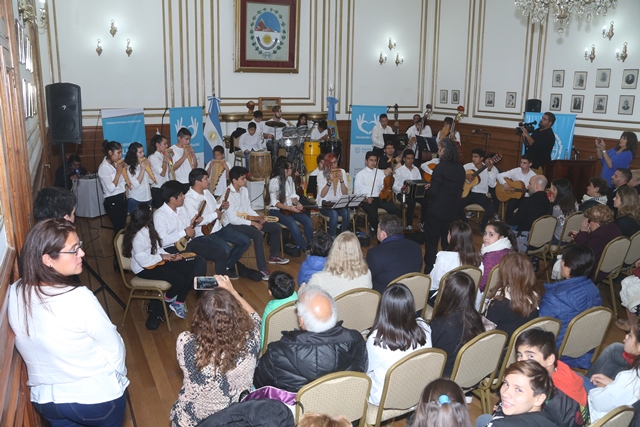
[307,231,371,297]
[431,271,485,377]
[613,185,640,237]
[485,253,544,339]
[121,204,206,327]
[98,140,128,242]
[147,134,171,208]
[268,159,314,249]
[548,178,577,244]
[317,153,350,237]
[429,221,483,302]
[366,283,432,405]
[479,221,517,293]
[596,131,638,186]
[170,276,261,427]
[8,219,129,426]
[296,113,309,128]
[123,142,152,214]
[412,379,471,427]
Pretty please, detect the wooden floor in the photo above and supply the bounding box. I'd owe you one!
[72,214,626,427]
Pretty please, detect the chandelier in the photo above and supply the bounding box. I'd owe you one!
[514,0,617,33]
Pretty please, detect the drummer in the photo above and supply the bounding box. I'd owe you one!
[205,145,231,198]
[239,122,265,166]
[311,120,330,141]
[264,105,289,160]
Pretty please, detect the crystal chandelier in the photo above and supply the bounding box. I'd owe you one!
[514,0,617,33]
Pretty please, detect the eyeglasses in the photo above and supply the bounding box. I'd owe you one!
[58,241,83,255]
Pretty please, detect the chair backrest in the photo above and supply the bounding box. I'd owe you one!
[558,307,613,362]
[479,266,500,313]
[389,273,431,315]
[114,231,134,290]
[262,300,299,356]
[594,236,631,279]
[335,288,381,333]
[434,265,483,317]
[451,330,508,389]
[527,215,557,249]
[295,371,371,424]
[624,231,640,266]
[561,212,585,244]
[590,405,635,427]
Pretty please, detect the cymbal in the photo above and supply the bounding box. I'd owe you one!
[265,120,286,128]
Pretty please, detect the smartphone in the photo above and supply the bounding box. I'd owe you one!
[194,276,218,290]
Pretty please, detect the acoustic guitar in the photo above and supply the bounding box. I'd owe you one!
[236,212,279,222]
[422,162,437,182]
[202,188,231,236]
[495,178,528,203]
[461,154,502,198]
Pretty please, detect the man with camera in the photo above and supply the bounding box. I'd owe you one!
[520,112,556,171]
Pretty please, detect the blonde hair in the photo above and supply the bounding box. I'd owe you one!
[298,414,351,427]
[617,186,640,223]
[584,204,614,225]
[324,232,369,279]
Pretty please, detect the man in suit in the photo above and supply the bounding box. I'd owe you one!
[366,214,423,293]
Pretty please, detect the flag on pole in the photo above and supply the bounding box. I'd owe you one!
[204,96,225,165]
[327,96,339,140]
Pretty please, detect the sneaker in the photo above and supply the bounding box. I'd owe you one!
[260,269,271,281]
[169,301,187,319]
[164,294,177,304]
[466,212,475,219]
[145,313,164,330]
[226,269,239,280]
[268,256,290,265]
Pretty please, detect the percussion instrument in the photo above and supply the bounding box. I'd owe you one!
[249,151,272,181]
[297,125,309,137]
[303,140,321,172]
[283,126,298,137]
[279,137,299,148]
[265,120,286,128]
[320,139,343,163]
[207,160,226,193]
[405,179,428,199]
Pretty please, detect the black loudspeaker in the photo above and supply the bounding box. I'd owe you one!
[45,83,82,145]
[525,98,542,113]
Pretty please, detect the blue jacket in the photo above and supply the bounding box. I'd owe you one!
[297,255,326,285]
[539,275,602,369]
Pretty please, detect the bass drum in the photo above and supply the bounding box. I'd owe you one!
[320,139,342,163]
[249,151,272,181]
[303,140,321,173]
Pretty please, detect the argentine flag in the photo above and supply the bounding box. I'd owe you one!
[204,96,225,165]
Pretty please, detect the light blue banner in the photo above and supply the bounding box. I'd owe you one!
[523,112,576,160]
[349,105,387,175]
[170,106,205,168]
[204,97,224,165]
[102,109,147,155]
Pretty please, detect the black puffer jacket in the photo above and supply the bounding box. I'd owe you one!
[253,321,368,392]
[196,399,294,427]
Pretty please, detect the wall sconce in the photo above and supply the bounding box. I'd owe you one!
[616,42,628,62]
[125,39,133,57]
[379,51,387,65]
[388,37,396,51]
[602,21,614,40]
[18,0,47,27]
[395,53,404,66]
[96,39,103,56]
[584,44,596,62]
[110,20,118,37]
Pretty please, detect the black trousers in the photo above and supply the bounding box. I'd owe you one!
[396,194,428,226]
[137,255,206,303]
[423,216,453,274]
[359,197,401,231]
[505,198,522,223]
[151,187,163,209]
[103,193,128,237]
[460,192,495,227]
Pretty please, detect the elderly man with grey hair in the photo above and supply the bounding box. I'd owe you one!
[253,285,367,392]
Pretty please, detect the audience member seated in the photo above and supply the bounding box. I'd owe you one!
[306,232,372,298]
[479,222,517,295]
[630,169,640,193]
[540,244,601,369]
[261,271,298,351]
[578,177,608,212]
[507,175,551,252]
[431,271,485,377]
[516,329,588,427]
[366,283,432,405]
[607,167,631,210]
[485,253,543,339]
[548,179,578,245]
[568,205,622,273]
[253,285,367,392]
[298,414,350,427]
[298,232,333,286]
[619,260,640,331]
[586,324,636,382]
[170,276,260,427]
[429,221,483,304]
[411,379,471,427]
[613,186,640,237]
[366,214,423,293]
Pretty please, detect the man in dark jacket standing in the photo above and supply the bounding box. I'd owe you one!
[253,285,367,392]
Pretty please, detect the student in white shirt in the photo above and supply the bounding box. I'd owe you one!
[394,150,428,230]
[371,113,394,152]
[123,142,153,214]
[436,117,461,144]
[263,105,288,159]
[355,151,401,233]
[147,134,171,208]
[98,140,128,238]
[460,148,499,231]
[249,110,266,140]
[406,114,433,153]
[317,153,350,237]
[497,154,538,221]
[204,145,232,197]
[310,119,330,141]
[169,127,197,185]
[238,122,265,167]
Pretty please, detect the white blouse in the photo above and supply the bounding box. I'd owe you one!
[126,164,152,202]
[131,227,169,274]
[98,157,126,198]
[268,176,297,208]
[148,151,169,188]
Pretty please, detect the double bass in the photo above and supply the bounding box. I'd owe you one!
[441,106,465,163]
[379,105,398,202]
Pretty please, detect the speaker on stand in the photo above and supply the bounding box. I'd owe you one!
[525,99,542,113]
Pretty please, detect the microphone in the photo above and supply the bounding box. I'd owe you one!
[471,129,483,134]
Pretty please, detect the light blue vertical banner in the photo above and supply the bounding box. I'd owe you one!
[523,112,576,160]
[102,108,147,155]
[349,105,387,176]
[203,96,224,165]
[169,106,204,168]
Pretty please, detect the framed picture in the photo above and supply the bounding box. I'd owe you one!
[593,95,608,114]
[485,91,495,107]
[549,94,562,111]
[506,92,516,108]
[552,70,564,88]
[619,95,635,115]
[595,69,611,88]
[440,90,448,104]
[570,95,584,113]
[451,90,460,104]
[258,97,281,112]
[234,0,299,73]
[573,72,587,90]
[622,69,639,89]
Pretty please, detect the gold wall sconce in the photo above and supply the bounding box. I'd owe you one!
[96,39,103,56]
[602,21,614,40]
[110,20,117,37]
[395,53,404,66]
[616,42,628,62]
[584,44,596,62]
[388,37,396,51]
[379,51,387,65]
[125,39,133,57]
[18,0,47,27]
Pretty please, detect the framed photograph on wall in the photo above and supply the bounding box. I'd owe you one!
[593,95,607,113]
[570,95,584,113]
[234,0,300,73]
[440,90,448,104]
[552,70,564,88]
[622,69,639,89]
[258,97,281,111]
[451,90,460,104]
[506,92,516,108]
[573,72,587,90]
[619,95,635,115]
[595,69,611,88]
[549,94,562,111]
[485,91,495,107]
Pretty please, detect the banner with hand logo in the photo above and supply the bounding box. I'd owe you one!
[170,106,204,168]
[523,112,576,160]
[349,105,387,176]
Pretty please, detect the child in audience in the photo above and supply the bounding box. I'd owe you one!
[298,232,333,286]
[412,379,471,427]
[479,221,517,293]
[260,271,298,350]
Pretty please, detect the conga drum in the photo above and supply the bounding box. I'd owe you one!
[249,151,272,181]
[303,140,321,172]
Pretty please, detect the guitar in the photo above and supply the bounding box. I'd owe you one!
[175,201,206,251]
[422,160,439,183]
[202,188,231,236]
[461,154,503,198]
[495,178,528,203]
[236,212,279,222]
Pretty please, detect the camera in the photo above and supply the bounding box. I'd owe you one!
[516,121,536,135]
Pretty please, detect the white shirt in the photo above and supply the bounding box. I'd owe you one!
[463,162,498,195]
[406,124,433,140]
[184,188,222,237]
[307,270,373,298]
[371,123,394,149]
[205,160,232,196]
[250,119,266,139]
[430,251,484,291]
[317,169,349,204]
[497,167,537,198]
[309,168,321,177]
[264,118,288,140]
[354,167,385,197]
[589,369,640,422]
[223,185,258,226]
[131,227,169,274]
[238,132,264,153]
[154,203,191,249]
[310,128,328,140]
[8,284,129,404]
[148,151,170,188]
[98,157,126,197]
[366,320,432,405]
[269,176,298,208]
[126,164,152,202]
[393,164,422,194]
[436,130,461,143]
[170,145,193,184]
